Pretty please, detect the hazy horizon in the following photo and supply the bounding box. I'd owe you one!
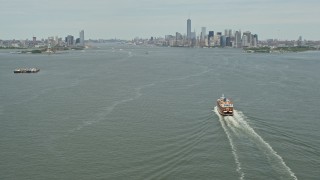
[1,0,320,40]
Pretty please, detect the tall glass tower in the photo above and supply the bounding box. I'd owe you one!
[187,19,191,40]
[201,27,206,41]
[79,30,85,46]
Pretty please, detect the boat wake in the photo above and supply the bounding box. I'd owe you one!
[68,83,156,134]
[214,107,245,180]
[213,107,297,180]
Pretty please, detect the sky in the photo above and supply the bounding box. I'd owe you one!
[1,0,320,40]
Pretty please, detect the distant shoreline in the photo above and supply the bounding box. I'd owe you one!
[244,46,319,53]
[2,46,85,54]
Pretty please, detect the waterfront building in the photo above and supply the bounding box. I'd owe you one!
[65,35,74,46]
[55,36,59,44]
[208,31,214,47]
[191,31,196,46]
[235,31,242,48]
[201,27,206,41]
[208,31,214,39]
[187,19,191,41]
[228,29,233,38]
[48,36,55,46]
[214,34,221,46]
[200,27,206,47]
[79,30,85,46]
[253,34,258,42]
[175,32,184,46]
[242,35,248,47]
[297,36,303,46]
[165,35,175,46]
[226,37,232,47]
[220,35,226,47]
[243,31,252,47]
[253,34,258,47]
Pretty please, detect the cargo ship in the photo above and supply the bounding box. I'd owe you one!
[217,94,234,116]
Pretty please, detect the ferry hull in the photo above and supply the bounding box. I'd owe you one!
[217,102,234,116]
[217,108,233,116]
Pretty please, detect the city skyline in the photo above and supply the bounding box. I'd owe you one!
[1,0,320,40]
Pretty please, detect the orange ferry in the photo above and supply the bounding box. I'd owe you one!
[217,94,234,116]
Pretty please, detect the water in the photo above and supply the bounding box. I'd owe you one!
[0,44,320,179]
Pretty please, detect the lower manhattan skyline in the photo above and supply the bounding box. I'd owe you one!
[1,0,320,40]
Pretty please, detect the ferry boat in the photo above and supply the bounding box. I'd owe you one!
[217,94,234,116]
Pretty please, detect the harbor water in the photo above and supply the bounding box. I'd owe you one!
[0,45,319,179]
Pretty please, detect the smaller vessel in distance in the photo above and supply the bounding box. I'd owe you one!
[14,68,40,73]
[217,94,234,116]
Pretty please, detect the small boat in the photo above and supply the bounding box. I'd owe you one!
[217,94,234,116]
[14,68,40,73]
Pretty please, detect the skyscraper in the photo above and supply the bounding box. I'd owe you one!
[235,31,242,48]
[297,36,303,46]
[65,35,74,46]
[243,31,252,47]
[242,35,248,47]
[253,34,258,47]
[201,27,206,41]
[187,19,191,40]
[220,35,226,47]
[208,31,214,47]
[79,30,85,46]
[228,29,233,38]
[32,37,37,46]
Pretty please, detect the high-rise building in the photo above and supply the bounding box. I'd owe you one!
[208,31,214,38]
[79,30,85,46]
[253,34,258,47]
[191,31,196,46]
[32,37,37,46]
[220,35,226,47]
[201,27,206,41]
[234,31,242,48]
[242,35,248,47]
[226,37,232,47]
[253,34,258,42]
[200,27,206,46]
[65,35,74,46]
[208,31,214,46]
[175,32,183,46]
[297,36,303,46]
[228,29,233,38]
[243,31,252,47]
[187,19,191,40]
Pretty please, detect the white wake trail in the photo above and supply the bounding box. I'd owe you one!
[232,110,298,180]
[214,107,245,180]
[215,107,298,180]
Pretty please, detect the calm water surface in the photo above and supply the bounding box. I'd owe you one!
[0,44,319,179]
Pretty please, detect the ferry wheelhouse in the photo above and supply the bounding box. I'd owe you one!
[217,94,234,116]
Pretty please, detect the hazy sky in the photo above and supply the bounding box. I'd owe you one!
[1,0,319,40]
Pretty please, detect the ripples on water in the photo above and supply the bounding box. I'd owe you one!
[1,46,319,179]
[214,107,297,180]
